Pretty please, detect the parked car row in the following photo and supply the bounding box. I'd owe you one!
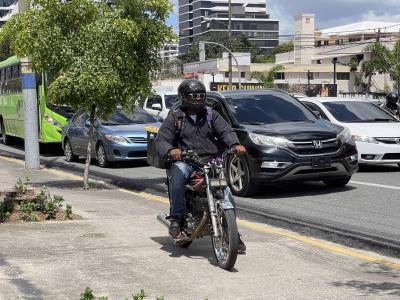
[60,89,400,196]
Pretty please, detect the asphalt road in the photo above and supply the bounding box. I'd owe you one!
[1,142,400,250]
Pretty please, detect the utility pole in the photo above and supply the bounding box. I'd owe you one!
[332,58,338,97]
[19,0,40,169]
[307,70,311,87]
[228,0,233,90]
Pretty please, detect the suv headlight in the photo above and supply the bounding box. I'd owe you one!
[337,128,351,143]
[104,135,130,145]
[352,135,378,144]
[249,133,292,148]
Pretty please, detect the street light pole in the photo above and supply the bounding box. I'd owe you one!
[201,41,241,89]
[228,0,233,90]
[19,0,40,169]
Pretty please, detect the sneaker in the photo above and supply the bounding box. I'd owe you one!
[238,234,246,254]
[169,219,182,239]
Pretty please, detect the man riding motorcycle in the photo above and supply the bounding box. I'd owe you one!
[155,79,246,253]
[381,92,399,118]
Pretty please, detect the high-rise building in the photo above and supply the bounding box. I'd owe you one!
[0,0,18,28]
[178,0,279,54]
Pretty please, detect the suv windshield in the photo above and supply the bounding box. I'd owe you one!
[165,95,178,108]
[46,103,76,119]
[226,93,317,125]
[323,101,398,123]
[101,108,156,125]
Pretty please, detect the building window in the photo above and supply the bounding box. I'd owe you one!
[316,60,322,64]
[275,72,285,80]
[241,72,246,78]
[306,18,311,23]
[337,72,350,80]
[307,72,314,80]
[323,41,329,46]
[225,72,229,78]
[316,41,322,47]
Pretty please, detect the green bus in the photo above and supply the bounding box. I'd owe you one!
[0,56,74,145]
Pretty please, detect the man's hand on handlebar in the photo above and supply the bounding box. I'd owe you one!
[233,144,246,155]
[169,148,182,160]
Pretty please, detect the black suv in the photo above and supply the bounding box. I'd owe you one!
[205,90,358,196]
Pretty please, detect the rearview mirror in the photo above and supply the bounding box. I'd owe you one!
[152,103,162,111]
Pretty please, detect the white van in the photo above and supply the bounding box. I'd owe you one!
[143,92,178,120]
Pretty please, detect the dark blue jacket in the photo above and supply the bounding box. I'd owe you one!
[155,106,240,161]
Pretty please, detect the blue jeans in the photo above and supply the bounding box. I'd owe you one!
[168,161,236,220]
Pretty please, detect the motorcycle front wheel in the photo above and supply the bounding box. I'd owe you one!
[211,208,238,270]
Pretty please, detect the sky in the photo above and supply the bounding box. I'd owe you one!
[167,0,400,39]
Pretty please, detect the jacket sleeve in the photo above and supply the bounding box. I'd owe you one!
[212,110,240,148]
[155,113,176,158]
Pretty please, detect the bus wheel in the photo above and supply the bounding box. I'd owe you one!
[0,119,12,146]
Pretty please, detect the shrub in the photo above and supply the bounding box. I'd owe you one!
[65,204,73,219]
[19,200,38,222]
[15,177,30,194]
[46,195,64,219]
[34,186,49,212]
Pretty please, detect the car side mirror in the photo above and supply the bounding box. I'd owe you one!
[152,103,162,111]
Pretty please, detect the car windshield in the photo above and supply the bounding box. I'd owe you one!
[165,95,178,108]
[101,109,156,125]
[225,93,317,125]
[323,101,398,123]
[46,103,76,119]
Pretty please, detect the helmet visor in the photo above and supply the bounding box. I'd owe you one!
[186,93,206,101]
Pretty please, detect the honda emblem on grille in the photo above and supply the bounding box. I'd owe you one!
[312,140,323,149]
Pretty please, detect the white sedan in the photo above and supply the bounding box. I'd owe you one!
[301,97,400,167]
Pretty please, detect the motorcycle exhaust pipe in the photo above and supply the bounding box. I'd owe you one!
[157,212,171,228]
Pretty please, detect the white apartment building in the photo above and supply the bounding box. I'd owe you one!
[276,15,400,94]
[158,41,179,63]
[0,0,18,27]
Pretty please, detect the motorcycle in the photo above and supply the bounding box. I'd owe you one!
[157,149,239,270]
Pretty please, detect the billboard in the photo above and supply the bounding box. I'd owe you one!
[210,82,264,92]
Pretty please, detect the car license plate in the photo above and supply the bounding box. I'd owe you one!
[311,157,332,169]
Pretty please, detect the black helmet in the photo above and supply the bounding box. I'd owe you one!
[178,79,206,113]
[386,92,399,110]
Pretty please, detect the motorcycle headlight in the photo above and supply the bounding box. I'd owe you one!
[104,135,130,145]
[249,133,292,148]
[337,128,351,143]
[352,135,378,144]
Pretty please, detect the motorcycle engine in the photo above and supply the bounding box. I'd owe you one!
[185,213,196,235]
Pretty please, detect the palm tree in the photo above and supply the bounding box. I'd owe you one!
[251,65,284,88]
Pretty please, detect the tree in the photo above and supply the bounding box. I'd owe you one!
[0,36,13,61]
[390,39,400,95]
[251,65,284,88]
[253,42,294,64]
[361,43,391,94]
[179,32,260,64]
[0,0,174,188]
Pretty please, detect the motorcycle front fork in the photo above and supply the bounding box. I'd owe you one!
[204,169,220,237]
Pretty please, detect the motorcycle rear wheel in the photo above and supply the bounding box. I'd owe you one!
[211,208,238,270]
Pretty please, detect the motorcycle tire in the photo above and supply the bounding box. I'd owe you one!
[211,208,238,270]
[175,240,192,248]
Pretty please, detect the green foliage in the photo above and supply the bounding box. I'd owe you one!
[251,65,284,88]
[156,296,165,300]
[80,287,96,300]
[390,39,400,92]
[65,203,73,219]
[0,0,174,117]
[19,200,38,222]
[254,42,294,64]
[362,43,392,92]
[179,32,260,64]
[34,186,49,212]
[0,36,13,61]
[46,195,64,219]
[132,289,145,300]
[15,177,30,194]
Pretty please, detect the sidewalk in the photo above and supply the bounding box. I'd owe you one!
[0,157,399,299]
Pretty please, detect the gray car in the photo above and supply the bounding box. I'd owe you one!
[62,107,159,167]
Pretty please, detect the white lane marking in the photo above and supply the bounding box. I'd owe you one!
[350,180,400,190]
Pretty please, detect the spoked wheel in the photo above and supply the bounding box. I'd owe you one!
[64,139,79,162]
[211,207,238,270]
[227,155,257,196]
[97,143,110,168]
